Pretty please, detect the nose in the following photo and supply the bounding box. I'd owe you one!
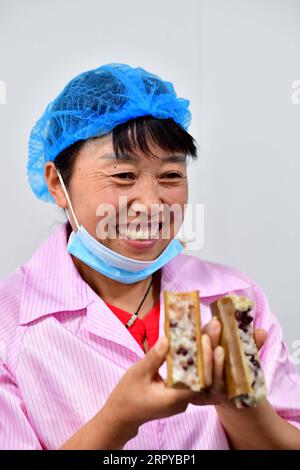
[130,175,163,220]
[137,174,162,203]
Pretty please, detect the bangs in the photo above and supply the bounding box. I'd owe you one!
[112,115,197,161]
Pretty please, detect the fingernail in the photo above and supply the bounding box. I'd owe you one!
[202,334,210,346]
[215,346,224,360]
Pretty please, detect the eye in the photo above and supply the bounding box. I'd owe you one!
[113,172,136,180]
[161,172,184,179]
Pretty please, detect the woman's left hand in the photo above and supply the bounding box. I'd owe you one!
[190,318,267,407]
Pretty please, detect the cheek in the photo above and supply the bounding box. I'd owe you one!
[162,185,188,214]
[161,186,188,239]
[71,184,121,238]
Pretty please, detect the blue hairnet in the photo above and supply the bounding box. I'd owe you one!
[27,63,192,202]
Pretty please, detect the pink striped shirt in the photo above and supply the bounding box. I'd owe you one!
[0,223,300,450]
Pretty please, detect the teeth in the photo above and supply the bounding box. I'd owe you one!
[117,225,160,239]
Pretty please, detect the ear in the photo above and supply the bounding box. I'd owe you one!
[44,162,68,208]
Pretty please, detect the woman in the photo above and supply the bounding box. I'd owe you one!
[1,63,300,450]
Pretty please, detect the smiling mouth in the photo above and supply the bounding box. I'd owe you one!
[116,222,163,240]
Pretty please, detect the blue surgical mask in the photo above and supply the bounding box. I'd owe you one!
[57,170,183,284]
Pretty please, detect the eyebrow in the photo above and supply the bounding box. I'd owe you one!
[100,153,187,163]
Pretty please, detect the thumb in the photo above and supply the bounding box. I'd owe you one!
[138,337,169,376]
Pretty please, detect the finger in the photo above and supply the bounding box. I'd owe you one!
[254,329,267,350]
[136,337,169,377]
[202,334,213,387]
[202,317,221,349]
[213,345,225,392]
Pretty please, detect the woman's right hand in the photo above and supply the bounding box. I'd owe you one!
[60,337,196,450]
[100,337,197,441]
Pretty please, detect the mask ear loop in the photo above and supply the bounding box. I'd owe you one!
[56,169,80,231]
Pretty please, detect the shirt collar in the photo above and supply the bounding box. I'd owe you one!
[160,254,251,297]
[19,224,89,325]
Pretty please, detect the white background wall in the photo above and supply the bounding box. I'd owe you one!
[0,0,299,369]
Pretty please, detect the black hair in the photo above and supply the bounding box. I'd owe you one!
[54,115,197,187]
